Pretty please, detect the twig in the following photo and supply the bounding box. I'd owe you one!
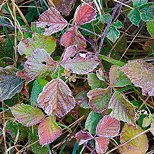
[114,0,133,9]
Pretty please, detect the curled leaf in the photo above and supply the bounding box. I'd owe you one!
[38,78,76,118]
[36,7,68,35]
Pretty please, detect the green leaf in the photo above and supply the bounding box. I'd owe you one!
[132,0,148,7]
[30,77,48,107]
[101,13,111,24]
[18,33,56,57]
[108,92,136,125]
[128,8,141,26]
[0,66,23,101]
[146,21,154,38]
[139,3,154,21]
[109,65,131,87]
[10,103,45,126]
[106,26,120,43]
[112,20,123,29]
[119,124,149,154]
[85,111,103,134]
[87,73,107,89]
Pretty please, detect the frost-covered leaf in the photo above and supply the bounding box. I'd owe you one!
[108,92,136,125]
[85,111,103,134]
[128,8,141,26]
[146,21,154,38]
[73,2,96,26]
[120,60,154,96]
[38,116,62,145]
[75,91,89,109]
[10,103,45,126]
[96,115,120,137]
[112,20,123,29]
[18,33,56,57]
[0,66,23,101]
[142,116,152,127]
[22,49,58,80]
[38,78,76,118]
[95,137,109,154]
[88,73,107,89]
[119,124,148,154]
[87,87,112,113]
[139,3,154,21]
[36,7,68,35]
[75,130,93,145]
[61,54,99,75]
[150,122,154,135]
[60,27,86,49]
[50,0,76,16]
[109,65,131,87]
[106,26,120,43]
[132,0,148,7]
[30,77,48,107]
[101,13,111,24]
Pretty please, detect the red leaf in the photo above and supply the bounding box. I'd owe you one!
[96,115,120,137]
[60,27,86,50]
[95,137,109,154]
[38,79,76,118]
[75,130,93,145]
[36,7,68,36]
[38,116,62,145]
[73,2,97,26]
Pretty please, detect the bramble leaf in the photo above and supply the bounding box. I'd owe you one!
[36,7,68,35]
[85,111,103,134]
[120,60,154,96]
[10,103,45,127]
[18,33,56,57]
[38,116,62,145]
[38,78,76,118]
[60,27,86,49]
[119,124,148,154]
[96,115,120,137]
[61,54,99,74]
[128,8,141,26]
[132,0,148,7]
[87,87,112,113]
[0,66,23,101]
[73,2,97,26]
[75,130,93,145]
[95,137,109,154]
[146,21,154,38]
[109,65,131,87]
[108,92,136,125]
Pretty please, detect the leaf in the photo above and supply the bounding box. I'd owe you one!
[132,0,148,7]
[95,137,109,154]
[120,60,154,96]
[36,7,68,35]
[101,13,111,24]
[38,116,62,145]
[146,21,154,38]
[112,20,123,29]
[75,130,93,145]
[106,26,120,43]
[85,111,103,134]
[108,92,136,125]
[109,65,131,87]
[60,27,86,50]
[30,77,48,107]
[18,33,56,57]
[96,115,120,137]
[139,3,154,21]
[61,54,99,74]
[119,124,149,154]
[50,0,76,16]
[128,8,141,26]
[150,122,154,135]
[10,103,45,126]
[87,87,112,113]
[0,66,23,101]
[142,116,152,127]
[75,91,89,109]
[88,73,107,89]
[38,78,76,118]
[22,49,58,80]
[73,2,97,26]
[28,125,48,154]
